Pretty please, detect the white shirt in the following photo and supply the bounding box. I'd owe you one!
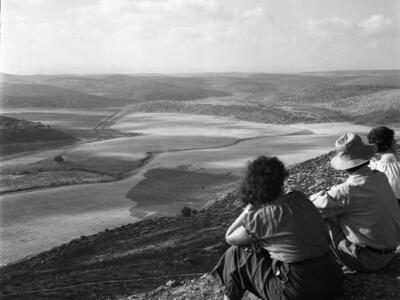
[311,166,400,249]
[369,159,400,198]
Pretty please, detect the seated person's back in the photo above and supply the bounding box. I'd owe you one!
[243,190,330,263]
[311,132,400,272]
[212,156,343,300]
[323,165,400,249]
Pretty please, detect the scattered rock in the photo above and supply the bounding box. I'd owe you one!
[165,280,179,287]
[182,257,195,264]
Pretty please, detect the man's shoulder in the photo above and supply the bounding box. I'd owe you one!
[357,169,389,184]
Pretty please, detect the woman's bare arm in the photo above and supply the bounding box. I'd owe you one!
[225,204,254,246]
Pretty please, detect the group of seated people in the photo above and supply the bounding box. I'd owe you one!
[212,126,400,300]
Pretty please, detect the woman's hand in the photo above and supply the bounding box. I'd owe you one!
[309,190,325,201]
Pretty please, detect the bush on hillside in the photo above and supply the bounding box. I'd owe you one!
[54,155,64,163]
[181,206,192,217]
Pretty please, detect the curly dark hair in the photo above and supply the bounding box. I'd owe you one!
[241,156,288,206]
[367,126,395,153]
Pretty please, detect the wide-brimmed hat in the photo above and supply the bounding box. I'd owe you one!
[331,132,376,170]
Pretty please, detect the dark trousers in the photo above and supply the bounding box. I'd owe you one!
[211,245,342,300]
[326,219,395,272]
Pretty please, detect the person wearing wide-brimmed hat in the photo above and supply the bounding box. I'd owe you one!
[310,132,400,272]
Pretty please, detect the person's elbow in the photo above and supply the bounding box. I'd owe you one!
[225,227,252,246]
[225,234,237,245]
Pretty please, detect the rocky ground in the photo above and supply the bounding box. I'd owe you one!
[1,151,399,299]
[125,258,400,300]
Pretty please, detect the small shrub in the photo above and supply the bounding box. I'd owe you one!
[181,206,192,217]
[54,155,64,163]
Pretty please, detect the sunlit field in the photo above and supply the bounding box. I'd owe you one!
[0,111,374,264]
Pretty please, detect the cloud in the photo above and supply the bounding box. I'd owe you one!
[305,17,353,37]
[3,0,46,5]
[27,0,46,4]
[170,26,204,40]
[3,0,399,74]
[357,15,395,35]
[305,14,398,40]
[241,7,265,19]
[109,0,220,14]
[96,0,130,15]
[301,14,399,56]
[66,0,129,19]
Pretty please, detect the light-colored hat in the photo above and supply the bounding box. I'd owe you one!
[330,132,376,170]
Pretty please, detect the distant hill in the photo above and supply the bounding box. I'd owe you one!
[0,116,78,155]
[1,74,232,109]
[354,109,400,126]
[0,83,130,109]
[1,71,399,125]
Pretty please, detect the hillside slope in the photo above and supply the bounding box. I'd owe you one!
[0,116,78,155]
[0,116,77,143]
[1,150,399,299]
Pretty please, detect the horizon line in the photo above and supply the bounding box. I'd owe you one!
[2,69,400,77]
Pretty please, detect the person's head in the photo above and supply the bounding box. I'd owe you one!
[241,156,288,206]
[367,126,396,153]
[330,132,376,171]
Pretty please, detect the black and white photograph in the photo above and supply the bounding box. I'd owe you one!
[0,0,399,299]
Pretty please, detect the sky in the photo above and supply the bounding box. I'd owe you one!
[1,0,399,74]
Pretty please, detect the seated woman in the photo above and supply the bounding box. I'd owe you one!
[212,156,343,300]
[367,126,400,205]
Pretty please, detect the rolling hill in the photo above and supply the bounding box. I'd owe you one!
[0,74,232,109]
[0,83,130,109]
[0,116,78,155]
[1,71,399,124]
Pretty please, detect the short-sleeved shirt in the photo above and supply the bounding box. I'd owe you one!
[311,166,400,249]
[369,159,400,198]
[242,191,329,263]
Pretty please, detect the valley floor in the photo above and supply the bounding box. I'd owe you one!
[1,151,399,300]
[4,114,371,265]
